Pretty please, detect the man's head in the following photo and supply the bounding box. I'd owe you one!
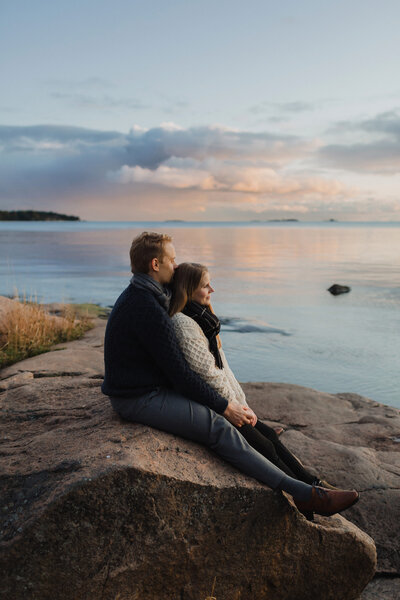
[130,231,177,284]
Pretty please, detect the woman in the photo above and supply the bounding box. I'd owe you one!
[169,262,341,516]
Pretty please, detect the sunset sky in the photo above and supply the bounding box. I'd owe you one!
[1,0,400,221]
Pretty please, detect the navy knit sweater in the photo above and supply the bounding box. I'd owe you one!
[101,283,229,414]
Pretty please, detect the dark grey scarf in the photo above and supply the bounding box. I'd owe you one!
[182,301,223,369]
[130,273,172,311]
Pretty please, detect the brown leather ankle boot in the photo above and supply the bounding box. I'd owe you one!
[294,486,359,517]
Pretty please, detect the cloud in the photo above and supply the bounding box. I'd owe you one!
[0,121,368,219]
[110,164,217,190]
[360,110,400,138]
[109,159,350,199]
[44,76,114,90]
[250,100,317,116]
[123,124,312,169]
[319,110,400,173]
[330,110,400,138]
[277,101,316,113]
[46,78,189,116]
[0,124,125,152]
[50,92,150,111]
[319,141,400,173]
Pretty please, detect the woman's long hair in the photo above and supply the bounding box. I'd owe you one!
[168,263,208,317]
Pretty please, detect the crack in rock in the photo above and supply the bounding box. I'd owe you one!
[33,371,85,378]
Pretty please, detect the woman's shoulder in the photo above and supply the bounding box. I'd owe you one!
[171,312,192,325]
[171,312,205,335]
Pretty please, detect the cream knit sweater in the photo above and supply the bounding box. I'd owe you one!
[171,312,248,407]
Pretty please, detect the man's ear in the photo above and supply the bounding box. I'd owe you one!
[150,257,159,272]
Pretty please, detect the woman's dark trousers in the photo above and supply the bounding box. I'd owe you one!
[239,420,316,484]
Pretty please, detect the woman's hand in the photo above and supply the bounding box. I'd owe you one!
[223,402,256,427]
[243,406,257,427]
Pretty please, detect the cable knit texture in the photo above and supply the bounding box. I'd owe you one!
[171,312,248,407]
[102,284,228,414]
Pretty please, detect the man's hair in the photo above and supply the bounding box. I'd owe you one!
[169,262,208,316]
[129,231,172,274]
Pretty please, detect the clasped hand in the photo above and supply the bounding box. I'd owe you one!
[223,402,257,427]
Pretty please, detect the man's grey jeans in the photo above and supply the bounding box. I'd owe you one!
[110,387,286,490]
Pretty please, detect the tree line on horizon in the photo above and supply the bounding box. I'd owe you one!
[0,210,80,221]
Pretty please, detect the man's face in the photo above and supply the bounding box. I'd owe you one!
[157,242,177,285]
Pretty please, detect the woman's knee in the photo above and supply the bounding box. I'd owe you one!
[256,421,279,443]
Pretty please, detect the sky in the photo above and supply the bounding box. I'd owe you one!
[1,0,400,221]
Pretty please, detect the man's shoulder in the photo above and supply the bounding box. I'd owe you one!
[114,283,158,306]
[112,283,170,321]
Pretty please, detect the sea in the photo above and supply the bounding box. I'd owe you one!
[1,220,399,409]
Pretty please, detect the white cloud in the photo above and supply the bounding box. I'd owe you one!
[109,164,218,190]
[109,159,352,200]
[0,117,397,220]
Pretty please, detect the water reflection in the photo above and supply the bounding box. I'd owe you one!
[1,222,399,406]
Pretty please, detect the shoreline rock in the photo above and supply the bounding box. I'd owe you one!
[1,320,398,598]
[327,283,351,295]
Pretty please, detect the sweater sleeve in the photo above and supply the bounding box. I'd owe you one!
[131,299,229,414]
[219,348,248,406]
[172,315,239,404]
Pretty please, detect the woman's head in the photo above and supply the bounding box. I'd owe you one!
[169,262,214,316]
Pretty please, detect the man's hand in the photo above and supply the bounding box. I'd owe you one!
[223,402,257,427]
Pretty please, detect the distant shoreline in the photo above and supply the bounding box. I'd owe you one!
[0,210,80,222]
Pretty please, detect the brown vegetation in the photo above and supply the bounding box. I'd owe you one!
[0,297,92,368]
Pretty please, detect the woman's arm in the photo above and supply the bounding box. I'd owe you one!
[220,349,248,406]
[172,314,239,405]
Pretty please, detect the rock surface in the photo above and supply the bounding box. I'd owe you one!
[242,383,400,579]
[1,320,397,599]
[359,577,400,599]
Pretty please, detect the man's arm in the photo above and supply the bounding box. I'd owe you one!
[132,301,230,413]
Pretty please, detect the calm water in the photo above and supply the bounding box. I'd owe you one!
[1,221,400,408]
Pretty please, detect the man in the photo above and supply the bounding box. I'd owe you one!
[102,231,359,517]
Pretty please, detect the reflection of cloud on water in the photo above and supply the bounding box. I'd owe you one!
[220,317,291,336]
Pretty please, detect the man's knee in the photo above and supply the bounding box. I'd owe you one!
[207,413,239,447]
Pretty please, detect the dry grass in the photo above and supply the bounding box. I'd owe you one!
[204,577,217,600]
[0,297,93,368]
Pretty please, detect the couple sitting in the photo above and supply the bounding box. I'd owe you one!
[102,231,359,519]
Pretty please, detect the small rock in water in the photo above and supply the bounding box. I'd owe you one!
[328,284,351,296]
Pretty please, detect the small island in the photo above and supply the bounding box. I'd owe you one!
[0,210,80,222]
[163,219,186,223]
[250,218,299,223]
[268,218,299,222]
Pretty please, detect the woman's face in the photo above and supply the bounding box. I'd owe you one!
[192,271,214,306]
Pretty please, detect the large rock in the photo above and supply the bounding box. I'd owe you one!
[0,328,383,600]
[242,383,400,577]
